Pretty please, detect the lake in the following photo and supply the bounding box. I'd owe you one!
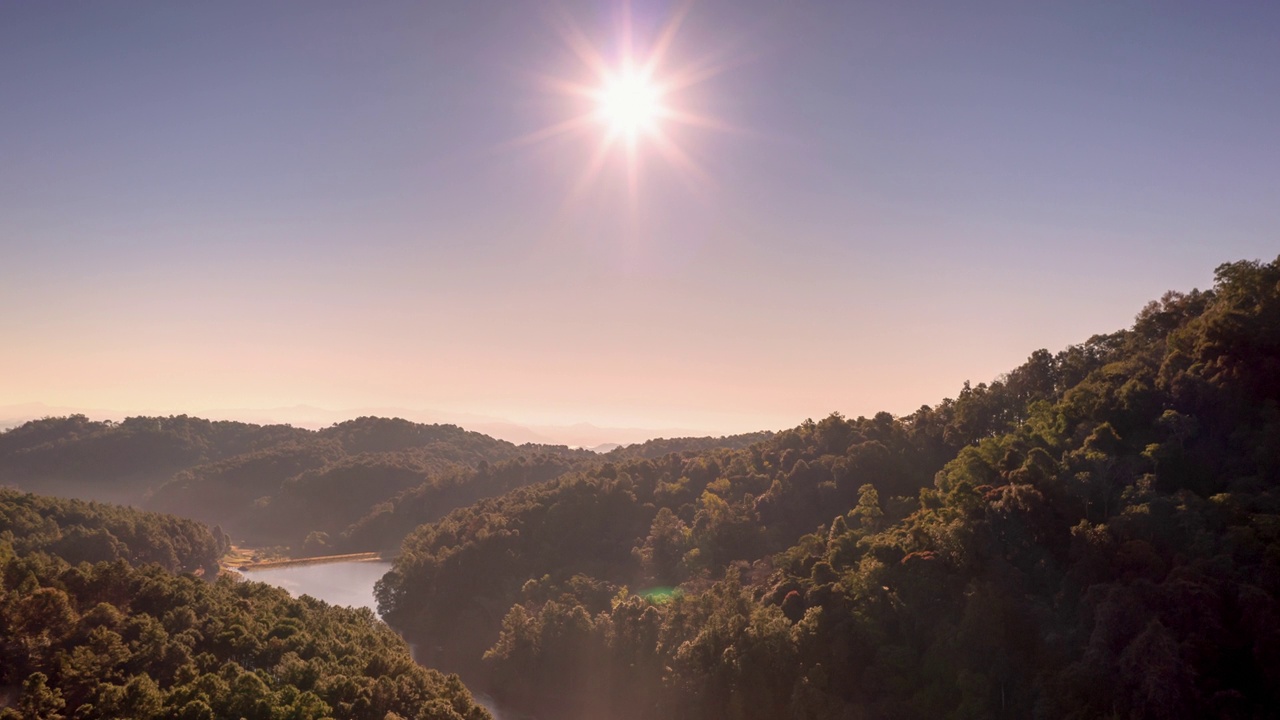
[237,560,391,612]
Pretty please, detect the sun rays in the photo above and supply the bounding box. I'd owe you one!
[512,1,735,209]
[596,64,663,138]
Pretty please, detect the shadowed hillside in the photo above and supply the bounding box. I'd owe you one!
[0,416,308,505]
[378,257,1280,719]
[0,489,490,720]
[1,414,771,553]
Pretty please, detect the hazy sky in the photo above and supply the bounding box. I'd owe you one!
[2,1,1277,435]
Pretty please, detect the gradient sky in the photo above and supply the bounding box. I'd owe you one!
[2,1,1278,437]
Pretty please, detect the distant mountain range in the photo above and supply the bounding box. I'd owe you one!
[0,402,714,448]
[0,411,771,554]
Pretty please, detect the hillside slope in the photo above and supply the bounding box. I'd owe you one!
[0,488,491,719]
[379,257,1280,719]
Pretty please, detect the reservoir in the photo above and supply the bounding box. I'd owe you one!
[238,559,391,612]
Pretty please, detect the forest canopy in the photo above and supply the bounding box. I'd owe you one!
[7,258,1280,719]
[0,414,768,554]
[377,257,1280,719]
[0,491,490,720]
[0,488,227,575]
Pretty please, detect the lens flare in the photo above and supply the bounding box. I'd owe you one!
[508,2,740,209]
[597,67,663,138]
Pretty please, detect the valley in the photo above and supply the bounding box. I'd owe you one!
[4,258,1280,718]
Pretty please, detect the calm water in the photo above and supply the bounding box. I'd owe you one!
[238,560,391,612]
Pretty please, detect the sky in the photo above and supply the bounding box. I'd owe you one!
[2,1,1278,440]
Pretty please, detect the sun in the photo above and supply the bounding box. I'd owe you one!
[596,66,664,138]
[509,2,737,205]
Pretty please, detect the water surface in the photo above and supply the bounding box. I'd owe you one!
[238,560,391,612]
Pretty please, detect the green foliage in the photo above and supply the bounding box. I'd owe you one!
[144,418,580,548]
[2,416,780,555]
[0,535,490,720]
[340,454,583,553]
[0,415,309,505]
[1,414,603,551]
[603,432,775,460]
[0,488,226,574]
[383,256,1280,719]
[378,410,967,700]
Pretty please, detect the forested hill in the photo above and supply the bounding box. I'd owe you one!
[0,415,775,553]
[0,415,309,505]
[335,431,778,555]
[0,490,490,720]
[0,415,596,549]
[604,431,775,460]
[0,489,227,575]
[377,257,1280,719]
[0,415,539,506]
[143,417,590,549]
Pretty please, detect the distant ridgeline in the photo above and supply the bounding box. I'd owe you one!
[340,431,773,555]
[0,415,584,550]
[375,257,1280,719]
[0,490,490,720]
[0,412,770,554]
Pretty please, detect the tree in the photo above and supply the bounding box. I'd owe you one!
[13,673,65,720]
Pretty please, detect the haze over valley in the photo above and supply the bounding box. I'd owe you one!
[4,1,1280,718]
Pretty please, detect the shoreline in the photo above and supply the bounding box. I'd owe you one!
[228,550,384,573]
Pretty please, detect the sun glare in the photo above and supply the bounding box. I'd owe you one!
[510,2,737,206]
[597,67,663,137]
